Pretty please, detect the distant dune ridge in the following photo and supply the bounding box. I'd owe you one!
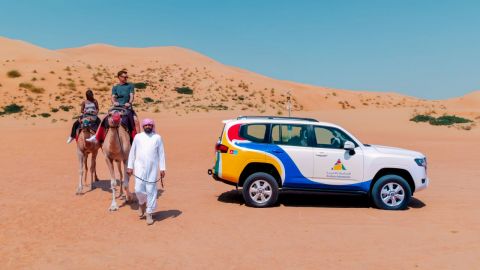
[0,36,478,125]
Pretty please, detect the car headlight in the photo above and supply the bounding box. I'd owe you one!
[415,157,427,167]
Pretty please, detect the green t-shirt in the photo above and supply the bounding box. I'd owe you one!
[112,83,135,105]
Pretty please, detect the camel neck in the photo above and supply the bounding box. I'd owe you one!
[107,128,123,152]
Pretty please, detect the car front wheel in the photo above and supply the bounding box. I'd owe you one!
[242,172,279,208]
[371,174,412,210]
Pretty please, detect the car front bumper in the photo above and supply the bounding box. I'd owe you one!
[415,177,429,192]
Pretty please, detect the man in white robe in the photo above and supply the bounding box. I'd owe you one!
[127,118,166,225]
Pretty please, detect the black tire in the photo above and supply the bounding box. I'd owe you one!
[371,174,412,210]
[242,172,279,208]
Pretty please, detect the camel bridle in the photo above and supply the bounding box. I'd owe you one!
[107,116,126,159]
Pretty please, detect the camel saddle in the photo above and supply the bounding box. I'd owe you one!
[78,113,99,133]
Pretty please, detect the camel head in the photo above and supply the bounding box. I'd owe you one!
[109,111,122,127]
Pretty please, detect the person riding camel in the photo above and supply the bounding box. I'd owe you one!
[87,70,140,143]
[67,89,100,144]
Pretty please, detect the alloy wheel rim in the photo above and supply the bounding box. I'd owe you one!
[249,180,272,204]
[380,182,405,207]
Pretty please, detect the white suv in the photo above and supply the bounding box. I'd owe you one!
[209,116,429,210]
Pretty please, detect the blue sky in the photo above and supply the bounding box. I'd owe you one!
[1,0,479,99]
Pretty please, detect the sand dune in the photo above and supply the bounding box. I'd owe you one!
[58,44,218,66]
[445,90,480,109]
[0,36,478,124]
[0,37,65,61]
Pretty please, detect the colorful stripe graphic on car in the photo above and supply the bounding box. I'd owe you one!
[214,151,221,176]
[222,123,370,191]
[234,142,371,192]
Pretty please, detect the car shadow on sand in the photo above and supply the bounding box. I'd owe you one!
[217,189,426,209]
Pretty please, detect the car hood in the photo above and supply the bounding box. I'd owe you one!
[371,145,424,158]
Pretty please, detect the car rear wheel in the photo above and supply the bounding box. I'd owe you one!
[371,174,412,210]
[242,172,279,207]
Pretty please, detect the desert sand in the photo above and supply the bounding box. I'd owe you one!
[0,37,479,269]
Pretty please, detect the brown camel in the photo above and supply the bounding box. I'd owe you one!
[102,110,132,211]
[75,122,100,195]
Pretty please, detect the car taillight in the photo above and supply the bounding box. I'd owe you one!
[215,143,229,153]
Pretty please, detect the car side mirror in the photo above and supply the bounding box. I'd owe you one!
[344,141,355,150]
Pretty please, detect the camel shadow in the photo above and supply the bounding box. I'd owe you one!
[87,179,111,193]
[76,179,106,195]
[217,189,427,209]
[88,179,164,195]
[86,180,166,209]
[83,179,127,196]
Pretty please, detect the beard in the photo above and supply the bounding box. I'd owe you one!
[144,127,153,134]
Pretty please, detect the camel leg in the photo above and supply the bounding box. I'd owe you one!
[117,161,123,181]
[122,159,132,202]
[90,150,98,190]
[76,150,85,195]
[83,154,89,187]
[105,157,119,211]
[94,157,99,182]
[116,161,124,198]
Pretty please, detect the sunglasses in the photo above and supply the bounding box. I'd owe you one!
[143,124,153,127]
[119,75,128,79]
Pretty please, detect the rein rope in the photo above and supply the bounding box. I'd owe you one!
[132,173,164,188]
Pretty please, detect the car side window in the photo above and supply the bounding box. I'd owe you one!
[271,124,309,147]
[239,124,267,143]
[313,126,356,149]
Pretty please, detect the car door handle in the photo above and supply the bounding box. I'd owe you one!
[316,152,328,157]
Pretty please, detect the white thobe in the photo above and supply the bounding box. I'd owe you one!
[127,132,166,214]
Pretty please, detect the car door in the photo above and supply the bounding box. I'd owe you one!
[312,126,364,187]
[268,123,315,188]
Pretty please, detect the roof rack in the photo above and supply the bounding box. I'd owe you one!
[237,116,319,122]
